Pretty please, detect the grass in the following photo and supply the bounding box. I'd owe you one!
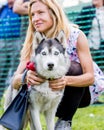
[40,105,104,130]
[72,105,104,130]
[0,94,104,130]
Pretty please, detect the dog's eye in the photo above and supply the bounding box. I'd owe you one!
[54,51,59,55]
[42,51,46,55]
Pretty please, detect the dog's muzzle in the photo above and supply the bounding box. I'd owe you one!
[47,63,54,71]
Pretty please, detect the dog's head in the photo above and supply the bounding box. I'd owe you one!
[31,31,70,79]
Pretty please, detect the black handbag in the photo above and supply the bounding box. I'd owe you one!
[0,70,30,130]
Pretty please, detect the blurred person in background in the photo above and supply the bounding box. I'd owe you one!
[13,0,29,15]
[0,0,7,9]
[13,0,30,43]
[0,0,21,99]
[75,0,104,104]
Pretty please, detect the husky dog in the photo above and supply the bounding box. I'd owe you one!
[2,31,70,130]
[29,31,70,130]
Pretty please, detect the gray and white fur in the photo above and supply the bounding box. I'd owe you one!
[2,31,70,130]
[29,31,70,130]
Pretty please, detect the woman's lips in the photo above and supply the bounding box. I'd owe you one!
[35,23,43,28]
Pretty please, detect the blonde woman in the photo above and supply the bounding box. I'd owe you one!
[11,0,104,129]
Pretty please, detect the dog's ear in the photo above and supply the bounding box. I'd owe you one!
[35,32,45,44]
[56,30,67,48]
[31,32,46,61]
[32,32,45,50]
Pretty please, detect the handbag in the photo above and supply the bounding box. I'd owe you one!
[0,70,30,130]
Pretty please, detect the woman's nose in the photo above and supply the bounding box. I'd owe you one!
[32,14,40,22]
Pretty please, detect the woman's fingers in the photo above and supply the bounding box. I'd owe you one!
[49,76,66,91]
[27,77,42,86]
[26,70,66,90]
[26,70,45,85]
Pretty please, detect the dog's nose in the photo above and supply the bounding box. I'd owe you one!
[48,63,54,70]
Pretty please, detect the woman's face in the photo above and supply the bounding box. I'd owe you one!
[31,1,53,33]
[92,0,103,7]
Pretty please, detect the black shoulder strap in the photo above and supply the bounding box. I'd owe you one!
[21,69,28,84]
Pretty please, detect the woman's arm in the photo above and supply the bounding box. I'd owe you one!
[13,0,29,15]
[49,31,94,90]
[12,60,27,89]
[65,30,94,87]
[12,60,45,90]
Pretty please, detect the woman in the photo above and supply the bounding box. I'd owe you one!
[12,0,104,129]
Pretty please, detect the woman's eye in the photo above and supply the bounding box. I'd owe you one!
[39,11,44,14]
[54,51,59,55]
[42,51,46,55]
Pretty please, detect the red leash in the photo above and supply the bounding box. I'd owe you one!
[26,61,36,71]
[26,61,36,87]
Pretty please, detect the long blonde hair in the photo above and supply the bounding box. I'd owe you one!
[21,0,70,61]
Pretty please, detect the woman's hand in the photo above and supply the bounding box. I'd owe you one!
[49,76,67,91]
[26,70,45,86]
